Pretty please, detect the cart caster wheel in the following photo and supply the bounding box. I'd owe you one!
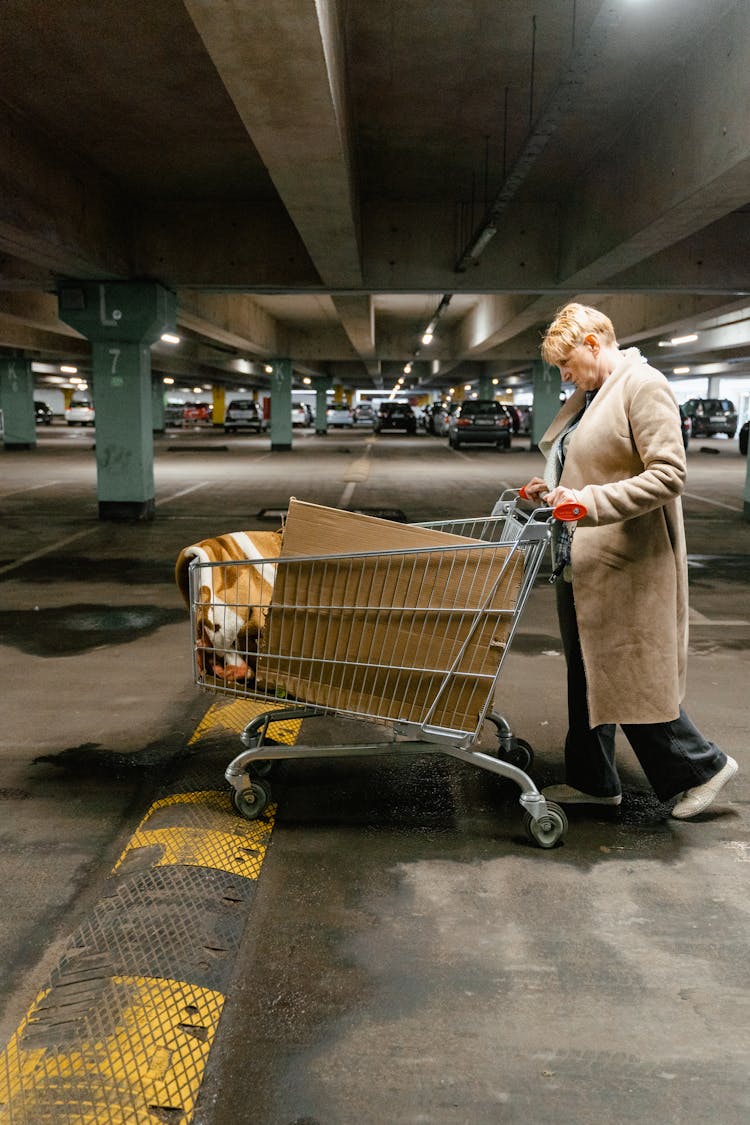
[232,779,271,820]
[504,738,534,772]
[523,802,568,848]
[248,759,277,779]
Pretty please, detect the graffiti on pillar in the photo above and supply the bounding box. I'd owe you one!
[99,444,133,474]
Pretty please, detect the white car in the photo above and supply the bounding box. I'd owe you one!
[65,398,95,426]
[291,403,309,427]
[326,405,353,427]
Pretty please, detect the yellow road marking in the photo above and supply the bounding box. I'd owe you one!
[0,977,223,1125]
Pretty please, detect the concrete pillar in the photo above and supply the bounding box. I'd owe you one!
[269,358,293,451]
[57,280,176,520]
[212,385,225,427]
[478,367,493,398]
[707,376,722,398]
[530,359,562,450]
[151,379,165,433]
[315,378,331,434]
[0,356,36,449]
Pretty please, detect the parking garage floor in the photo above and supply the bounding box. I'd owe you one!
[1,425,749,1124]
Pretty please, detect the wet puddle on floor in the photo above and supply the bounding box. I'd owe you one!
[0,604,186,655]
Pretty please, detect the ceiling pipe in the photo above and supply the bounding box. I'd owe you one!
[455,1,621,272]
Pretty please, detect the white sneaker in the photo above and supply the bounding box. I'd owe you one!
[542,784,622,807]
[671,756,738,819]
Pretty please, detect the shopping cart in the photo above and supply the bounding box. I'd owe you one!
[188,490,586,848]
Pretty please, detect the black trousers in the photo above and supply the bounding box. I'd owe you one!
[555,579,726,801]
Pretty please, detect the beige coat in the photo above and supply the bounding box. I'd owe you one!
[539,348,688,726]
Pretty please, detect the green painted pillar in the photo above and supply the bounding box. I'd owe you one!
[315,377,331,434]
[57,280,176,520]
[478,367,493,399]
[0,356,36,449]
[152,379,166,433]
[530,359,562,450]
[269,358,293,451]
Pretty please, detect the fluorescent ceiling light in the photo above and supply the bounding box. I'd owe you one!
[673,366,691,374]
[60,364,78,374]
[660,333,699,346]
[264,364,273,374]
[160,333,180,345]
[492,377,499,385]
[421,332,433,345]
[192,386,202,393]
[163,376,175,385]
[464,383,471,390]
[303,376,312,385]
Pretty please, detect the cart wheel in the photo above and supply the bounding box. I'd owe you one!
[523,802,568,849]
[248,759,277,779]
[232,779,271,820]
[503,738,534,772]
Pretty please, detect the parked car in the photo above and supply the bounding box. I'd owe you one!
[291,403,310,427]
[34,400,53,425]
[373,401,417,434]
[352,403,376,426]
[183,402,212,424]
[681,398,737,438]
[164,402,186,427]
[433,401,459,437]
[65,398,95,426]
[224,399,265,433]
[326,404,354,428]
[515,405,533,435]
[448,399,513,450]
[739,420,748,456]
[679,404,692,450]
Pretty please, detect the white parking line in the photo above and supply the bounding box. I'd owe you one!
[683,491,743,513]
[0,481,63,499]
[0,528,99,577]
[155,482,211,507]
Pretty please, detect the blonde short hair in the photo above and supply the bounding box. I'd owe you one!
[541,303,617,366]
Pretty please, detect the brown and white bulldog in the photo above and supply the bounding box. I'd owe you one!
[175,529,282,682]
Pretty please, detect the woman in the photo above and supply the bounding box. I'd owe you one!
[523,303,737,818]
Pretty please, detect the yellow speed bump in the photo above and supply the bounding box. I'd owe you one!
[0,977,223,1124]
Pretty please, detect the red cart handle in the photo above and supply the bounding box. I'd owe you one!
[518,486,587,522]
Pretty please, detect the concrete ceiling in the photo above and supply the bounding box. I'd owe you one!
[1,0,749,394]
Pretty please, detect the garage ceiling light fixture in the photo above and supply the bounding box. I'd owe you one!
[60,364,78,374]
[673,366,691,374]
[160,333,180,345]
[658,333,699,347]
[163,376,175,384]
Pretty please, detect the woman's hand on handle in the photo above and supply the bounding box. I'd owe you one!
[520,477,550,503]
[542,485,585,510]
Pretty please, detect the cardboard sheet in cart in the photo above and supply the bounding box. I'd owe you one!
[255,499,524,733]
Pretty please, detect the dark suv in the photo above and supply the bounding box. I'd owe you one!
[34,400,53,425]
[681,398,737,438]
[374,401,417,434]
[448,399,513,450]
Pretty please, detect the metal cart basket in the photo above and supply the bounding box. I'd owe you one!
[189,492,583,848]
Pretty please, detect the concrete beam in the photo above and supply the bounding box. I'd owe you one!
[557,2,750,288]
[0,315,89,356]
[177,292,281,356]
[184,0,362,288]
[331,295,379,374]
[0,104,130,277]
[0,291,82,337]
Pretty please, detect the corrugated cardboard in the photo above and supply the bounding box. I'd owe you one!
[256,499,523,733]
